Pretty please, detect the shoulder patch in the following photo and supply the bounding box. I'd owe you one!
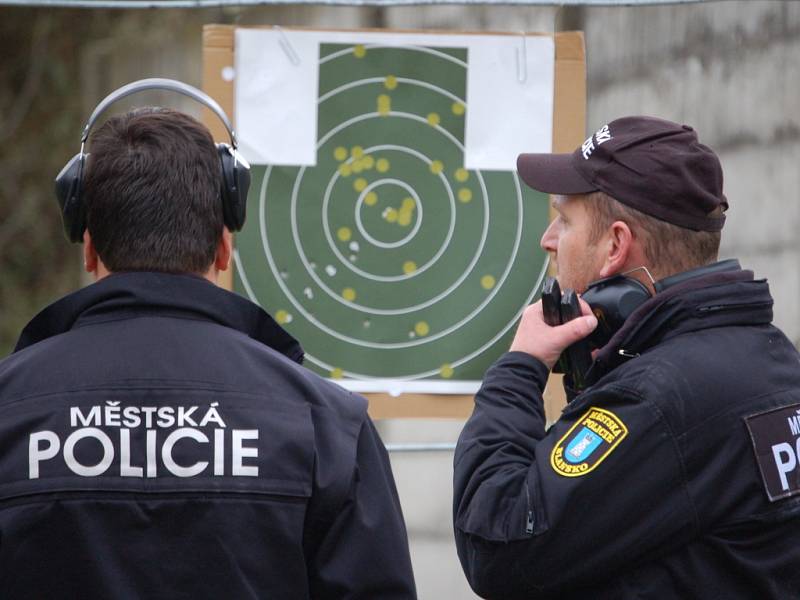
[550,407,628,477]
[745,403,800,502]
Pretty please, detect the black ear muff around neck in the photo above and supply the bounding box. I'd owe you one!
[582,275,652,349]
[217,143,250,232]
[54,153,88,243]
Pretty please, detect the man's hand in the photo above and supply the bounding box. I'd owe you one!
[510,298,598,370]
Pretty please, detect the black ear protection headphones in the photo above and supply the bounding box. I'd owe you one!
[54,78,251,243]
[581,271,652,349]
[543,271,651,390]
[543,259,740,391]
[581,259,741,349]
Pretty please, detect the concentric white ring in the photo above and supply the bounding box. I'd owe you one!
[294,130,489,315]
[319,76,465,106]
[321,142,457,284]
[257,158,522,348]
[353,178,423,249]
[237,173,547,378]
[320,44,467,69]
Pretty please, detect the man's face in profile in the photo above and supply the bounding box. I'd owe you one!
[539,194,606,293]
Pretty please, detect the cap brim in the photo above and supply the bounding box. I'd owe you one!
[516,153,598,195]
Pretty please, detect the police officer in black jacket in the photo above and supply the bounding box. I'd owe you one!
[0,80,416,598]
[453,116,800,598]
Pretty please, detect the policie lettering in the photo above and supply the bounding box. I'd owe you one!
[28,402,259,480]
[745,404,800,502]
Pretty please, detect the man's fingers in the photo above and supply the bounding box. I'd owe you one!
[510,299,597,368]
[556,314,598,346]
[578,296,594,318]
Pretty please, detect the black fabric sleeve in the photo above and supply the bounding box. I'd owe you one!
[307,418,417,599]
[453,352,696,598]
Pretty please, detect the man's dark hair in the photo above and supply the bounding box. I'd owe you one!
[84,108,224,273]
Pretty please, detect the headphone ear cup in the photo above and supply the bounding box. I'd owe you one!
[217,143,250,232]
[54,153,87,243]
[581,275,652,349]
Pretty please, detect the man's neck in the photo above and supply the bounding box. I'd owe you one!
[91,265,220,286]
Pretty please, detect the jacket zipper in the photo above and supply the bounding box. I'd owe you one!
[525,482,534,534]
[696,301,772,313]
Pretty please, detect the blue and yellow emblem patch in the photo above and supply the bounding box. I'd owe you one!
[550,407,628,477]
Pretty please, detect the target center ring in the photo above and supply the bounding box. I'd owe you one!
[355,178,423,249]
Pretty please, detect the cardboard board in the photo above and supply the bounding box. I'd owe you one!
[202,25,585,421]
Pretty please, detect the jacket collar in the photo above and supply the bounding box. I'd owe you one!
[587,265,773,385]
[14,271,304,364]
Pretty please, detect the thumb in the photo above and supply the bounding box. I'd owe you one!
[554,314,598,346]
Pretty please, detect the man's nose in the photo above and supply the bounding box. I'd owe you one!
[540,220,558,252]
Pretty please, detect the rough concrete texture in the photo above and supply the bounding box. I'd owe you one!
[385,5,559,31]
[719,140,800,342]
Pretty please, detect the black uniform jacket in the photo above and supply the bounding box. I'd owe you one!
[454,266,800,598]
[0,272,416,599]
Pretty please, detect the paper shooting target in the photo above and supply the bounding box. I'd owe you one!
[234,42,550,384]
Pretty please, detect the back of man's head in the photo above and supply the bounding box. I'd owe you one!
[84,108,223,274]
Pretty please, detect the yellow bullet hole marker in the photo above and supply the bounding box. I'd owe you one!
[414,321,430,336]
[455,168,469,182]
[403,261,417,274]
[385,208,398,223]
[353,44,366,58]
[440,364,454,379]
[385,75,398,90]
[351,146,364,159]
[275,310,290,324]
[397,197,415,226]
[338,163,352,177]
[330,367,344,379]
[363,155,375,169]
[354,178,368,192]
[481,275,496,290]
[427,112,441,126]
[376,158,390,173]
[342,288,357,301]
[452,102,466,116]
[364,192,378,206]
[377,94,391,116]
[337,227,352,242]
[459,188,473,203]
[334,147,348,161]
[352,161,364,174]
[430,160,444,175]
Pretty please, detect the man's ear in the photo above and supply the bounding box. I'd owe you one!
[83,231,112,280]
[83,230,98,274]
[214,227,233,272]
[599,220,634,278]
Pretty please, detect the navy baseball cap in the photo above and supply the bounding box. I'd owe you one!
[517,116,728,232]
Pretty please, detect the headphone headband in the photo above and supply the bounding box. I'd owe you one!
[56,77,249,243]
[80,78,237,148]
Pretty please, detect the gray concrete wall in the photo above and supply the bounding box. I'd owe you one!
[76,3,799,597]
